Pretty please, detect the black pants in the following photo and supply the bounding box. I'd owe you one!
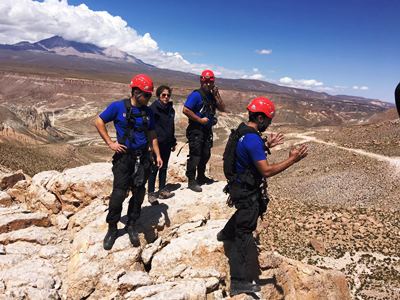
[148,142,172,193]
[185,122,213,180]
[221,194,260,280]
[106,151,151,225]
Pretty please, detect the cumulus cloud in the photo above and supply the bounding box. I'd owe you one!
[242,73,265,80]
[0,0,249,77]
[0,0,359,98]
[353,85,369,90]
[256,49,272,55]
[279,77,324,88]
[277,76,335,92]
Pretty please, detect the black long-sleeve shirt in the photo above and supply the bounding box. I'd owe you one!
[150,99,177,147]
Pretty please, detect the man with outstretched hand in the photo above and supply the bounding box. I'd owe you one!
[95,74,162,250]
[183,69,225,192]
[218,97,308,296]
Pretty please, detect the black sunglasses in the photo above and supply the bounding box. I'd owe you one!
[161,93,171,98]
[142,92,152,99]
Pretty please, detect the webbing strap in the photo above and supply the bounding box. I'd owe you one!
[119,99,149,146]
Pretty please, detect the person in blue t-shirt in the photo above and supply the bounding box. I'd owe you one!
[183,69,226,192]
[95,74,163,251]
[217,97,308,296]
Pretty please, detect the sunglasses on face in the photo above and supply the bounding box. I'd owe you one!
[160,93,171,98]
[142,92,152,99]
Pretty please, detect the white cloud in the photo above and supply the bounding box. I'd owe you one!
[0,0,361,98]
[242,73,265,80]
[279,76,294,85]
[256,49,272,55]
[0,0,249,77]
[353,85,368,90]
[278,76,334,92]
[279,77,324,89]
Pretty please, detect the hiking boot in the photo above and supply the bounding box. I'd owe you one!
[188,180,202,192]
[197,175,215,185]
[126,225,140,247]
[103,223,118,250]
[230,279,261,296]
[216,230,233,242]
[158,190,174,199]
[148,192,159,205]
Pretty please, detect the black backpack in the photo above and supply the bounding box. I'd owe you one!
[223,123,260,192]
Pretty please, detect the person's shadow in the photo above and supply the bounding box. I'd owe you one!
[120,203,171,244]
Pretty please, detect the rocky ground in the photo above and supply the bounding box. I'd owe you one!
[257,121,400,300]
[0,71,399,299]
[0,154,351,299]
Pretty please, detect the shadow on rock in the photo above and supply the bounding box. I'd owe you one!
[164,183,182,192]
[121,203,171,244]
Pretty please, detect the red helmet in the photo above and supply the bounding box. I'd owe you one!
[247,97,275,119]
[200,69,215,82]
[129,74,154,93]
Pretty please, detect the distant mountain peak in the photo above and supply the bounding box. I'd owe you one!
[0,35,146,65]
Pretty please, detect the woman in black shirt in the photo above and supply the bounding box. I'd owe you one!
[148,85,177,204]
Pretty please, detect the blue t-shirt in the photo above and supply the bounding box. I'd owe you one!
[235,133,267,175]
[99,100,155,150]
[184,90,214,128]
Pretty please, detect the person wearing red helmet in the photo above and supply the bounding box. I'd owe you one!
[95,74,163,250]
[218,97,308,296]
[183,69,226,192]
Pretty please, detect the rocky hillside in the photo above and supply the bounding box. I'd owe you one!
[1,131,399,299]
[0,105,64,144]
[0,148,352,299]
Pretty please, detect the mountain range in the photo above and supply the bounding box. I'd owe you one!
[0,36,393,108]
[0,35,149,66]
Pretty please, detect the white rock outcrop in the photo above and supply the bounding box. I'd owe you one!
[0,155,351,299]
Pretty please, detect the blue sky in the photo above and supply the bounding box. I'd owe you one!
[0,0,399,103]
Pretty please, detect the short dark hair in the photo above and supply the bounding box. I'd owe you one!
[249,111,266,122]
[156,85,172,98]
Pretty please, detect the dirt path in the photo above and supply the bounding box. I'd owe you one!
[287,131,400,170]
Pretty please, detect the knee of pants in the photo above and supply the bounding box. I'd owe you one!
[189,145,203,157]
[133,185,146,200]
[204,148,211,159]
[188,135,204,157]
[109,188,127,208]
[159,165,168,173]
[235,233,254,252]
[187,154,201,166]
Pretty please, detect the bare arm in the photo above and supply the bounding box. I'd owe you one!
[255,144,308,177]
[182,106,209,125]
[148,130,163,168]
[94,116,127,153]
